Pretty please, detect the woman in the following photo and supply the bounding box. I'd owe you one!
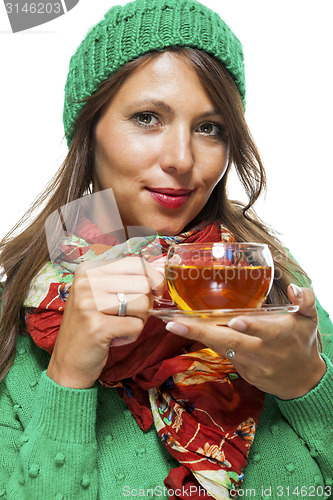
[0,0,332,498]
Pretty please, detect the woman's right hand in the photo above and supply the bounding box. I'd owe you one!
[46,256,164,389]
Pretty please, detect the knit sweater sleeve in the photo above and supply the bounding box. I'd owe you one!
[0,368,99,499]
[275,299,333,482]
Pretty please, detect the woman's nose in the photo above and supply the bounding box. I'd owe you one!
[159,124,194,175]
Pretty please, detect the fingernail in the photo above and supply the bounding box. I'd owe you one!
[228,317,248,332]
[290,283,303,299]
[165,322,189,336]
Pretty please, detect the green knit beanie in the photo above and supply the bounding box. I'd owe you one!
[63,0,245,146]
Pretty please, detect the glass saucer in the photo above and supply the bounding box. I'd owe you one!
[149,304,299,325]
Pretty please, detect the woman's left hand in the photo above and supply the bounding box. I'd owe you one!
[166,284,326,400]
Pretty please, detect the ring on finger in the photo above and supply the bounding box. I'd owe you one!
[225,349,236,360]
[117,292,127,316]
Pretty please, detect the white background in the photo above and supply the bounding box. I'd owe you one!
[0,0,332,317]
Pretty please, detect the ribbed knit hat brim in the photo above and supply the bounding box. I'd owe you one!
[63,0,245,146]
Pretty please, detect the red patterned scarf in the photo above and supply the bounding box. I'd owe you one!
[24,219,264,499]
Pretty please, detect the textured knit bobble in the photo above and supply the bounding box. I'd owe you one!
[54,452,66,467]
[313,475,322,486]
[80,473,91,489]
[19,435,29,446]
[63,0,245,146]
[28,463,40,478]
[285,463,295,474]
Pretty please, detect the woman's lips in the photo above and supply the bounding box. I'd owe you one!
[146,187,193,209]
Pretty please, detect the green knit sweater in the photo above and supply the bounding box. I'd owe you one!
[0,300,332,500]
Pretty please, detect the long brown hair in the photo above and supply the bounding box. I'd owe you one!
[0,48,310,382]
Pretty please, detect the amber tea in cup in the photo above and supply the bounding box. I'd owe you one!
[165,243,274,310]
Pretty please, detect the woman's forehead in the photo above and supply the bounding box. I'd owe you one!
[100,51,221,117]
[113,52,209,99]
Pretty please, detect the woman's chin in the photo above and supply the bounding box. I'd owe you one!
[152,219,191,236]
[131,221,187,237]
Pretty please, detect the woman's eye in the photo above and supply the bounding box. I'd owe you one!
[135,113,160,126]
[197,122,226,138]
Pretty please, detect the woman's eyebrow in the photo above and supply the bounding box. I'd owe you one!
[202,110,223,118]
[145,100,222,118]
[125,98,223,120]
[144,99,172,113]
[124,99,172,113]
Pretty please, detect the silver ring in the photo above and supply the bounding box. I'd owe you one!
[117,293,127,316]
[225,349,236,360]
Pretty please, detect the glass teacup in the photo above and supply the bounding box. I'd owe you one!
[164,242,274,311]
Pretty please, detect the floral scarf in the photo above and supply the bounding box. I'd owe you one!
[24,219,265,499]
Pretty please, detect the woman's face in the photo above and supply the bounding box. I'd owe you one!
[94,52,229,235]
